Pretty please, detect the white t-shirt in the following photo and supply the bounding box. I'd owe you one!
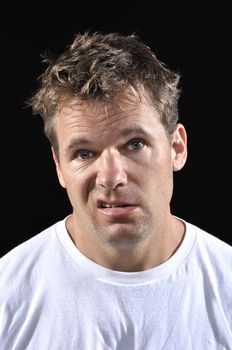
[0,217,231,349]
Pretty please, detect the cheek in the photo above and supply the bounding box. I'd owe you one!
[147,157,174,196]
[63,167,95,205]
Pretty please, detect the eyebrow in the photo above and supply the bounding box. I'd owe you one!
[65,126,150,156]
[65,137,93,157]
[119,126,149,138]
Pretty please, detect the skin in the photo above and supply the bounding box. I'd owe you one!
[52,88,188,272]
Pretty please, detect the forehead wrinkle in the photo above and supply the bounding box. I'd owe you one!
[118,125,152,138]
[65,124,154,157]
[59,84,156,123]
[59,90,149,127]
[58,92,161,154]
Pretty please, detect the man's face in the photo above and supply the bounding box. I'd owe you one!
[53,89,187,247]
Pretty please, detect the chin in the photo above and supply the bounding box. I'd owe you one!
[103,224,148,246]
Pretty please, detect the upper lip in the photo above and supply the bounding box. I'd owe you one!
[96,198,137,208]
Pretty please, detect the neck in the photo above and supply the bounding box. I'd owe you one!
[66,214,185,272]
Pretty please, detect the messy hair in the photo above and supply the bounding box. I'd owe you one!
[28,31,181,153]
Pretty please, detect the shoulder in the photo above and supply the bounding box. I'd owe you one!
[185,221,232,328]
[184,220,232,267]
[184,220,232,293]
[188,221,232,261]
[1,222,56,263]
[0,220,64,347]
[0,220,61,295]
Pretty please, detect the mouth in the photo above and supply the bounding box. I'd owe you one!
[97,200,138,216]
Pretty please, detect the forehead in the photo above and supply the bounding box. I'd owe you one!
[57,88,160,131]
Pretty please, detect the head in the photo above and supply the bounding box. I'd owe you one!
[29,31,181,157]
[29,32,187,252]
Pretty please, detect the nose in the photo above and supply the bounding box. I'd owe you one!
[96,150,128,190]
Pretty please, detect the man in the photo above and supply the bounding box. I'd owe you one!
[0,32,231,349]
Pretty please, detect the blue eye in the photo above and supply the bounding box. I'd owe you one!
[127,139,145,151]
[77,150,94,160]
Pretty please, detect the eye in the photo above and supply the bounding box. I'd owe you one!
[127,139,145,151]
[76,150,94,160]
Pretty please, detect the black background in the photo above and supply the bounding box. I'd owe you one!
[1,3,231,257]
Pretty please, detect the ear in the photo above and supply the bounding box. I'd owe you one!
[51,147,66,188]
[171,123,188,172]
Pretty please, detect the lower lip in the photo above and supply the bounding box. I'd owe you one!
[98,206,138,216]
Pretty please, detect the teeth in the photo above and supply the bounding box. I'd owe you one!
[102,202,113,208]
[101,202,129,208]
